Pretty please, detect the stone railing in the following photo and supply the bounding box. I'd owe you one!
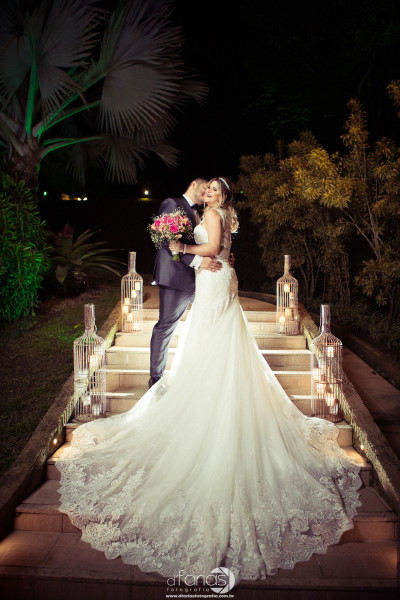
[0,302,122,540]
[239,290,400,515]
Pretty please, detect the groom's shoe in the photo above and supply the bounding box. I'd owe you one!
[148,376,160,388]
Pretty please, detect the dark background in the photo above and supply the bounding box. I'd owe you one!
[37,0,400,281]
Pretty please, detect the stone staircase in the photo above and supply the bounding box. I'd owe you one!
[0,298,398,599]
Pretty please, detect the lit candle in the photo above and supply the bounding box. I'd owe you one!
[326,346,335,357]
[326,393,336,406]
[127,313,133,322]
[92,405,101,416]
[283,284,290,293]
[135,282,141,290]
[132,290,137,299]
[122,305,129,314]
[133,320,139,330]
[279,315,285,323]
[75,379,86,394]
[124,297,130,305]
[312,368,321,380]
[285,308,291,316]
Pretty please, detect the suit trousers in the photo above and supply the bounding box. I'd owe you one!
[149,285,194,379]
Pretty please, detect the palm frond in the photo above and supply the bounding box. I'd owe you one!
[0,35,32,107]
[91,1,205,136]
[0,0,207,187]
[0,0,99,115]
[94,134,178,184]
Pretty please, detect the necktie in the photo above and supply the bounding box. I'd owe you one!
[191,204,200,224]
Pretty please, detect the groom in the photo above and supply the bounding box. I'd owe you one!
[149,177,222,387]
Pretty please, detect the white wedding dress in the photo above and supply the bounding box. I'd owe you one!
[57,209,362,583]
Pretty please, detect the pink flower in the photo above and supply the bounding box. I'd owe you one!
[170,224,179,234]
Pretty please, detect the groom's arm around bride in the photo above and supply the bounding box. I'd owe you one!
[149,178,222,388]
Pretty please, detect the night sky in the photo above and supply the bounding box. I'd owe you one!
[144,0,400,194]
[41,0,400,196]
[39,0,400,266]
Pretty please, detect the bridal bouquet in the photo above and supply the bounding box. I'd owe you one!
[148,209,192,261]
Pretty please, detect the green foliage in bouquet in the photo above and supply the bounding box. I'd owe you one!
[0,175,50,321]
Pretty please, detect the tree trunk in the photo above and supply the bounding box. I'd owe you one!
[5,143,41,201]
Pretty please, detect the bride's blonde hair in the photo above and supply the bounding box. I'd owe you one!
[205,176,238,233]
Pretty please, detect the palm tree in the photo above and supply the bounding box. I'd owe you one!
[0,0,206,195]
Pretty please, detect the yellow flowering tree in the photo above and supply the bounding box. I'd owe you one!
[238,98,400,318]
[238,132,352,303]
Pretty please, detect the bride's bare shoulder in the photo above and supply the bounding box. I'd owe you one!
[204,207,224,222]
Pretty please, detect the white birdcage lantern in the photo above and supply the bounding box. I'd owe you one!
[276,255,299,335]
[121,251,143,333]
[73,303,106,421]
[310,304,343,423]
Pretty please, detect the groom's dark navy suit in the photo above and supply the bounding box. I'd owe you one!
[150,195,199,382]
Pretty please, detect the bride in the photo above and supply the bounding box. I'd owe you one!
[57,176,362,583]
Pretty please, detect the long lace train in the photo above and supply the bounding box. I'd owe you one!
[57,215,362,582]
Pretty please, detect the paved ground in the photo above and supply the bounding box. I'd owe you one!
[343,347,400,460]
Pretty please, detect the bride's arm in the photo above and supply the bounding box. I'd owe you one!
[170,209,222,257]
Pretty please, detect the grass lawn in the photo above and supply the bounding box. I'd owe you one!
[0,277,121,476]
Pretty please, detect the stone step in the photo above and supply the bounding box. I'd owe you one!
[115,332,180,348]
[0,532,397,598]
[46,428,359,484]
[68,387,350,426]
[119,319,283,337]
[272,369,312,389]
[139,307,277,323]
[14,479,387,540]
[95,392,352,443]
[245,334,307,350]
[106,346,176,369]
[106,345,312,370]
[114,330,307,349]
[104,385,352,438]
[107,390,142,413]
[46,422,354,479]
[104,367,313,391]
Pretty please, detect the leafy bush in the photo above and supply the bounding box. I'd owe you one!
[48,225,124,296]
[238,98,400,317]
[312,299,400,352]
[0,176,50,321]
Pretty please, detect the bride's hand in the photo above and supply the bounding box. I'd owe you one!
[169,240,183,253]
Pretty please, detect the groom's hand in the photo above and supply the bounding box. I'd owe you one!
[200,257,222,271]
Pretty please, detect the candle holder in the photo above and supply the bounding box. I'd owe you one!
[310,304,343,423]
[276,255,299,335]
[73,304,106,421]
[121,251,143,333]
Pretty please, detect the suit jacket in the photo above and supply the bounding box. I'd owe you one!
[152,196,199,292]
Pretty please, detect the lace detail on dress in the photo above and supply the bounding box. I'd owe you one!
[193,212,238,316]
[57,205,362,583]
